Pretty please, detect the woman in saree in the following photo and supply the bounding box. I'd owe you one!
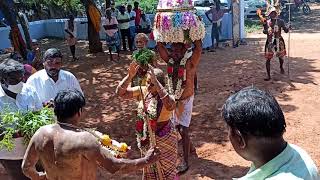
[116,62,178,179]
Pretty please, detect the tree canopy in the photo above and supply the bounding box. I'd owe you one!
[115,0,158,13]
[21,0,84,16]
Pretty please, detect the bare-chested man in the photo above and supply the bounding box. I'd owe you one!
[22,89,159,180]
[157,40,202,174]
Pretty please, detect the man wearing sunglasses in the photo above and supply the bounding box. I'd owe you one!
[26,48,83,105]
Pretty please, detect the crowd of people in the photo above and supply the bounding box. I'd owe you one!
[1,36,319,180]
[63,1,152,61]
[0,1,320,180]
[101,1,152,60]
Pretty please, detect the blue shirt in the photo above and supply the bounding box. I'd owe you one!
[234,144,319,180]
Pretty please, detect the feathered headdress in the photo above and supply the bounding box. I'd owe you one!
[266,0,281,16]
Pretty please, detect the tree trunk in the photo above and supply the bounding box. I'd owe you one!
[80,0,103,53]
[0,0,27,60]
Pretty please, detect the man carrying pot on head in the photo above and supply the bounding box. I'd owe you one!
[157,40,202,174]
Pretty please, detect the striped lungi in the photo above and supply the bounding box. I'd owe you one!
[143,126,178,180]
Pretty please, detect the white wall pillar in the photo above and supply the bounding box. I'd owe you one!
[239,0,245,39]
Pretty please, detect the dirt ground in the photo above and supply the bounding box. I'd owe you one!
[1,3,320,180]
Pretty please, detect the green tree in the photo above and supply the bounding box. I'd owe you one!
[23,0,103,53]
[115,0,158,13]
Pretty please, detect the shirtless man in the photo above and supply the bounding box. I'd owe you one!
[22,89,159,180]
[257,7,290,81]
[157,40,202,174]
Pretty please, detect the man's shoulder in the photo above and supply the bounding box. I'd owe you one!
[289,144,318,167]
[60,70,77,79]
[22,83,37,94]
[27,69,47,82]
[33,124,56,138]
[276,144,319,179]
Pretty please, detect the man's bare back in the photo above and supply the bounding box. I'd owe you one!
[22,124,159,180]
[25,124,100,179]
[157,40,202,100]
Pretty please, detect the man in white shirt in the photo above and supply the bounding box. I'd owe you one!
[26,48,83,104]
[0,59,42,180]
[111,2,120,18]
[127,4,136,49]
[117,5,133,51]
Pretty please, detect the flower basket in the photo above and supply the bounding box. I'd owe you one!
[153,0,206,43]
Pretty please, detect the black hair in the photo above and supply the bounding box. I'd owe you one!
[222,86,286,138]
[54,89,86,123]
[127,4,132,8]
[119,5,126,10]
[0,58,25,81]
[43,48,63,62]
[68,14,74,20]
[214,0,221,10]
[134,1,139,6]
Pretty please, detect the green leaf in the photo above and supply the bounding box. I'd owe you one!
[132,48,155,66]
[0,107,55,151]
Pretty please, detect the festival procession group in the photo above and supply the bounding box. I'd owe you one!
[0,0,320,179]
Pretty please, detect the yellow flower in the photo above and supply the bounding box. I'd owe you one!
[119,143,128,152]
[101,135,112,147]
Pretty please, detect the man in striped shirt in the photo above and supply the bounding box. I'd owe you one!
[26,48,83,105]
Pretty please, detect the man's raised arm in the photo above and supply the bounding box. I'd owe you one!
[190,40,202,68]
[156,42,170,63]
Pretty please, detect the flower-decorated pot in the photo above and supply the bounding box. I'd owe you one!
[153,0,206,43]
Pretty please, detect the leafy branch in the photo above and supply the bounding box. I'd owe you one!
[132,48,155,66]
[0,107,55,151]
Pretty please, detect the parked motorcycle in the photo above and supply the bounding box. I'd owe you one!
[296,0,311,14]
[281,0,311,15]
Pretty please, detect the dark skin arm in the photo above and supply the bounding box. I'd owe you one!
[281,20,290,33]
[263,23,269,34]
[22,131,46,180]
[96,145,159,174]
[156,42,170,63]
[190,40,203,68]
[148,65,176,111]
[116,63,175,110]
[64,29,74,38]
[116,62,139,99]
[205,10,213,22]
